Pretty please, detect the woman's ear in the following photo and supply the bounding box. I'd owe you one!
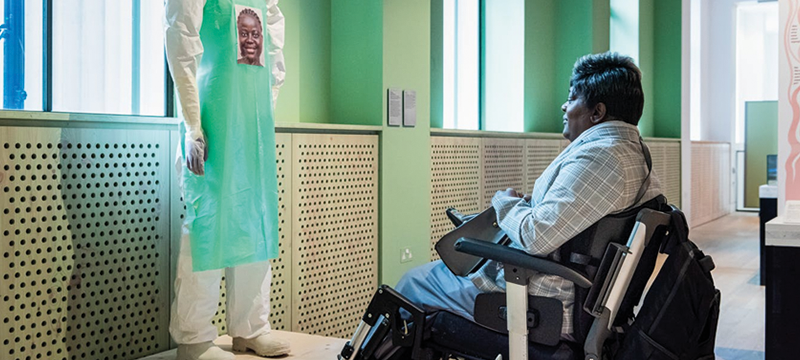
[591,102,607,124]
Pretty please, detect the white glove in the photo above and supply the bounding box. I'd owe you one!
[185,133,208,176]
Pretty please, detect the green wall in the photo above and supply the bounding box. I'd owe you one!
[331,1,383,126]
[273,1,331,124]
[300,1,332,124]
[380,0,432,286]
[274,0,382,125]
[273,1,300,123]
[745,101,778,208]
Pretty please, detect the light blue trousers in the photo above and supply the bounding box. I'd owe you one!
[394,260,482,321]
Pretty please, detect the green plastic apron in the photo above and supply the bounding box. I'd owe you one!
[181,0,279,272]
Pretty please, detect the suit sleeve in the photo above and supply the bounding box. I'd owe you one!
[492,151,627,256]
[164,0,206,141]
[266,0,286,107]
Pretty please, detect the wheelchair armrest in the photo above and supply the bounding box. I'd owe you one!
[455,237,592,288]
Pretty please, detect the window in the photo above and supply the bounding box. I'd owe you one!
[442,0,525,132]
[53,0,166,116]
[609,0,639,64]
[0,0,167,115]
[483,0,524,132]
[735,1,778,144]
[0,0,44,111]
[442,0,480,130]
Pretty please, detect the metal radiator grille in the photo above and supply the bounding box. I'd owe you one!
[207,133,292,334]
[524,139,562,193]
[429,137,482,261]
[649,141,682,208]
[0,127,171,360]
[291,134,378,338]
[269,133,293,330]
[482,139,525,209]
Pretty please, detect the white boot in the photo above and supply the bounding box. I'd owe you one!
[232,333,291,357]
[176,341,235,360]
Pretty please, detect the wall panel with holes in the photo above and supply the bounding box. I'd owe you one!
[429,137,482,261]
[290,134,378,338]
[481,138,526,209]
[0,126,171,360]
[647,140,682,208]
[525,138,562,192]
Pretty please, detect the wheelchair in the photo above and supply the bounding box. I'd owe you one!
[340,195,716,360]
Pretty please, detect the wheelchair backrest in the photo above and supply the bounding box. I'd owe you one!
[561,195,668,343]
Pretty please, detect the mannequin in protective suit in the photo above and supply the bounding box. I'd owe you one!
[164,0,289,359]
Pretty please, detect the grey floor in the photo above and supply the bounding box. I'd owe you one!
[691,212,764,360]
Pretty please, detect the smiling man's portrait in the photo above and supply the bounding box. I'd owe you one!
[236,6,265,67]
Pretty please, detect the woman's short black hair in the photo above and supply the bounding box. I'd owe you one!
[570,52,644,126]
[238,7,262,28]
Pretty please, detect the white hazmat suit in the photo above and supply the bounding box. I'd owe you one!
[164,0,287,359]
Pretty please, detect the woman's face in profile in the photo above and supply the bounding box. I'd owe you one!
[238,14,263,65]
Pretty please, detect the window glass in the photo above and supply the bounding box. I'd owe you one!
[735,2,778,144]
[53,0,165,116]
[609,0,639,64]
[442,0,479,130]
[0,0,44,111]
[483,0,524,132]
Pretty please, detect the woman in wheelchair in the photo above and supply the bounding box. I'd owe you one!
[343,52,665,360]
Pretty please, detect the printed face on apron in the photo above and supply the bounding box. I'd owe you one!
[235,5,265,67]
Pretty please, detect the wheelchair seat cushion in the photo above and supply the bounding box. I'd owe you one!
[425,310,580,360]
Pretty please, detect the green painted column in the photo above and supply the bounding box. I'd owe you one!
[652,0,681,138]
[610,0,680,138]
[430,0,444,129]
[381,0,432,286]
[524,0,559,133]
[554,0,593,109]
[531,0,609,134]
[592,0,611,53]
[638,0,654,137]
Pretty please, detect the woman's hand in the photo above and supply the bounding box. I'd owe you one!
[497,188,530,201]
